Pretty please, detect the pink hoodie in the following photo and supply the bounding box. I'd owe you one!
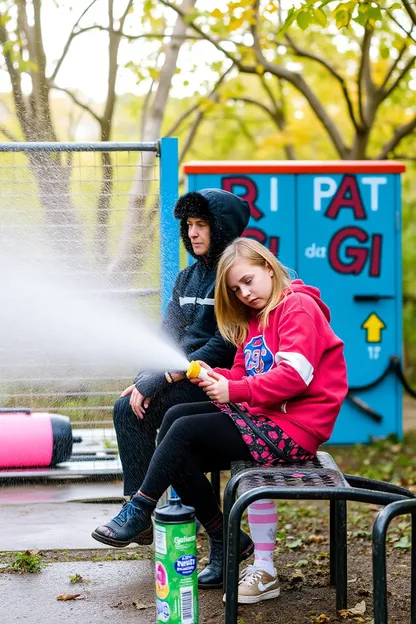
[214,280,348,454]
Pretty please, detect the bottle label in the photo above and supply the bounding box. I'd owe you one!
[155,525,167,555]
[155,519,198,624]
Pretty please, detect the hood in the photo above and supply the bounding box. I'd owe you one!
[174,189,250,267]
[289,279,331,322]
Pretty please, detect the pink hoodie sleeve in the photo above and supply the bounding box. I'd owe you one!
[213,345,246,381]
[228,308,326,407]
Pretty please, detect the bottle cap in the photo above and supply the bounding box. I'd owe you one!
[154,497,196,524]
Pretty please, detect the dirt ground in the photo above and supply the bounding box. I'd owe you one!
[1,499,412,623]
[2,432,415,623]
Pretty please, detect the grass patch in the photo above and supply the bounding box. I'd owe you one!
[6,550,43,574]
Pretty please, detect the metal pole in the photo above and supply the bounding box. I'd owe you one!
[158,137,179,313]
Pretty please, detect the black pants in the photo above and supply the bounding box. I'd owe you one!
[113,381,207,495]
[140,402,252,529]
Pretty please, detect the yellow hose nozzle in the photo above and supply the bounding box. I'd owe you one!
[186,360,211,381]
[186,360,202,379]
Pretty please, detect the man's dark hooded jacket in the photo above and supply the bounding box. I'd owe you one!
[134,188,250,397]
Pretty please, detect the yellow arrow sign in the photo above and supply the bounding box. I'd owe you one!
[361,313,386,343]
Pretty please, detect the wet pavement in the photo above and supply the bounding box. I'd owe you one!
[0,561,156,623]
[0,501,134,551]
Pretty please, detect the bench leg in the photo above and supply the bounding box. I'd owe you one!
[225,500,246,624]
[335,500,348,611]
[223,476,242,593]
[330,500,336,585]
[412,513,416,624]
[373,508,390,624]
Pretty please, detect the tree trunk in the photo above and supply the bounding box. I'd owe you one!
[108,0,197,281]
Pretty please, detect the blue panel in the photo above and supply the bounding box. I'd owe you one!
[188,173,296,270]
[296,172,400,442]
[159,138,179,313]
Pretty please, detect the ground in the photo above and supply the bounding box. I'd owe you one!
[1,430,415,623]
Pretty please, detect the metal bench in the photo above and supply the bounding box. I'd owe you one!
[373,499,416,624]
[223,451,414,624]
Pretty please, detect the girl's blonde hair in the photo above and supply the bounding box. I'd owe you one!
[215,238,291,346]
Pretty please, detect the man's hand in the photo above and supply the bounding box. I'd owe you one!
[199,372,230,403]
[120,385,151,419]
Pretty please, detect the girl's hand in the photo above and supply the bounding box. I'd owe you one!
[188,360,214,385]
[201,372,230,403]
[196,360,213,373]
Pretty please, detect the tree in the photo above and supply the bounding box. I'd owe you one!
[0,0,205,276]
[277,1,416,36]
[160,0,416,161]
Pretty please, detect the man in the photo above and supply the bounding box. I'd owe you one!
[113,188,250,512]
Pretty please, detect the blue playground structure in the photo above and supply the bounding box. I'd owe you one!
[162,159,407,445]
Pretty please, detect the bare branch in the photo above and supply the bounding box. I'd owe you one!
[50,85,102,124]
[285,34,360,131]
[158,0,256,71]
[166,66,232,136]
[357,28,374,126]
[0,124,19,141]
[119,0,134,29]
[50,0,99,81]
[402,0,416,27]
[377,115,416,159]
[260,75,279,115]
[250,0,347,158]
[380,43,408,92]
[381,55,416,101]
[231,96,276,122]
[386,9,416,43]
[179,110,204,163]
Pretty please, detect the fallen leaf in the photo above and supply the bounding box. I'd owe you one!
[308,535,325,543]
[290,570,305,585]
[349,600,366,615]
[311,614,330,623]
[110,601,123,608]
[56,594,85,601]
[133,601,152,610]
[338,609,350,618]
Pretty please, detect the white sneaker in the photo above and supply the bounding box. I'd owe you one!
[223,565,280,604]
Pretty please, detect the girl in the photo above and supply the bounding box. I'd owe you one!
[92,238,348,604]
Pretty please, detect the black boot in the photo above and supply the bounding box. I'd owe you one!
[198,530,254,589]
[91,495,154,548]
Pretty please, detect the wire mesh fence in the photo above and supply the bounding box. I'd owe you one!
[0,142,163,430]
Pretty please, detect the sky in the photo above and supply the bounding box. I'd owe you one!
[0,0,414,103]
[0,0,225,102]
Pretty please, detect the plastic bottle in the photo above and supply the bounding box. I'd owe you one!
[154,498,198,624]
[186,360,212,382]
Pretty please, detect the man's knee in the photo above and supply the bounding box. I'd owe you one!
[113,395,133,429]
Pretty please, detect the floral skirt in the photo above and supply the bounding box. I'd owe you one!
[214,402,315,467]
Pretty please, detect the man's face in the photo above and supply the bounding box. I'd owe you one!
[187,217,210,256]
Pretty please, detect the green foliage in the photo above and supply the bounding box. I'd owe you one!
[279,0,406,32]
[69,573,90,583]
[8,551,43,574]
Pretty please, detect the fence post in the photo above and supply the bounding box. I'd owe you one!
[159,137,179,313]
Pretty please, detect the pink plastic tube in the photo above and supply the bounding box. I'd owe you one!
[0,411,53,467]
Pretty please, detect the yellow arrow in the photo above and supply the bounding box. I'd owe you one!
[361,313,386,343]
